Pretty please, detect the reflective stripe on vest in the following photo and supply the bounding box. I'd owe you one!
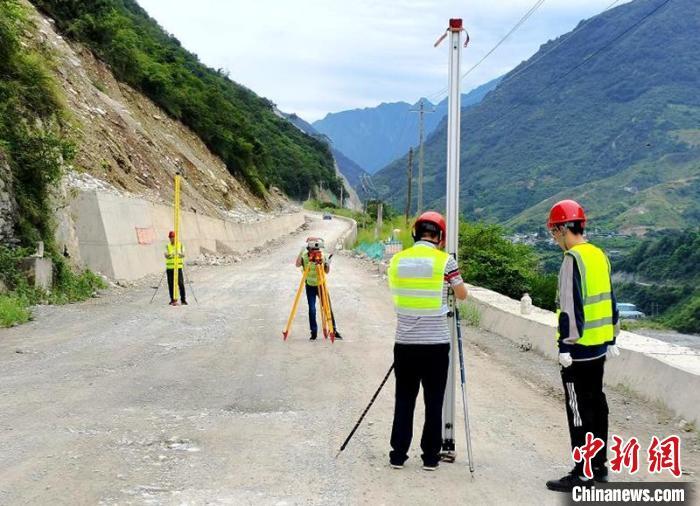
[301,250,323,287]
[558,243,614,346]
[166,242,184,269]
[387,244,449,316]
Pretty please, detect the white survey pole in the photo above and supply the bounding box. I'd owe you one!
[438,17,465,458]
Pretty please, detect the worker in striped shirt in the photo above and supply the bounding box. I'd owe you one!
[387,212,468,471]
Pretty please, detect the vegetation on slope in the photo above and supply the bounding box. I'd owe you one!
[33,0,342,199]
[615,229,700,333]
[0,1,104,327]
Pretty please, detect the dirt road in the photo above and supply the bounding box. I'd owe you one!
[0,217,697,505]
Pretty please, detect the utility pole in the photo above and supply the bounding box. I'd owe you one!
[411,99,435,213]
[340,185,344,209]
[375,202,383,240]
[405,148,413,225]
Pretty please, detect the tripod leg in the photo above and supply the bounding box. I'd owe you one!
[183,269,199,304]
[319,266,335,342]
[455,308,475,474]
[150,271,166,304]
[336,363,394,457]
[283,264,310,340]
[316,264,329,339]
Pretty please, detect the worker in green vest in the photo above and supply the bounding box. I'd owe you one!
[164,231,187,306]
[295,237,342,340]
[387,211,467,471]
[545,200,620,493]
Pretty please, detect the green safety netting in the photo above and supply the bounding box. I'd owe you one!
[354,241,385,260]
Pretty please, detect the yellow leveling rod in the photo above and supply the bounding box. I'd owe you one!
[173,173,181,302]
[282,263,311,340]
[317,264,328,339]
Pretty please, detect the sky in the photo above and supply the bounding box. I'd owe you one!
[137,0,632,121]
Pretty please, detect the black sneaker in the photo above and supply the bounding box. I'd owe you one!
[334,332,343,340]
[181,300,188,305]
[546,472,592,493]
[309,334,317,341]
[593,466,609,483]
[422,463,439,471]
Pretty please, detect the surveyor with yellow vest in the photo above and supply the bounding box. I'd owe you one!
[164,231,187,306]
[387,211,467,471]
[545,200,620,493]
[295,237,341,340]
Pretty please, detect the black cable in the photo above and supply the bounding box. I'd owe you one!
[426,0,548,103]
[481,0,673,131]
[499,0,624,87]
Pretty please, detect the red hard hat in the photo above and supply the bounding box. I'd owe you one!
[414,211,447,239]
[168,231,176,238]
[547,200,587,229]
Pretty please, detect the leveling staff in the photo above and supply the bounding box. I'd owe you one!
[295,237,342,340]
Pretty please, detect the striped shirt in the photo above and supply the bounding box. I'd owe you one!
[394,241,464,345]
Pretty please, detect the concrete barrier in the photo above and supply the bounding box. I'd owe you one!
[467,285,700,426]
[334,215,358,250]
[71,190,306,280]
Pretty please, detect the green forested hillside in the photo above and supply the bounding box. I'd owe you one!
[0,0,72,246]
[33,0,341,199]
[1,0,104,326]
[373,0,700,233]
[615,229,700,333]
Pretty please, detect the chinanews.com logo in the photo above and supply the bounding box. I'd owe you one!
[572,432,682,478]
[570,484,691,504]
[565,432,693,505]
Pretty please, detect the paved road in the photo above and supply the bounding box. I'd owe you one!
[1,217,697,505]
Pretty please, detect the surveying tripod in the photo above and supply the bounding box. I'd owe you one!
[282,249,336,342]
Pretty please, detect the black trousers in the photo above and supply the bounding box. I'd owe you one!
[166,268,186,303]
[561,356,608,473]
[305,284,337,336]
[390,342,450,466]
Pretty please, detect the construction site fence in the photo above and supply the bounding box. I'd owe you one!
[354,240,403,260]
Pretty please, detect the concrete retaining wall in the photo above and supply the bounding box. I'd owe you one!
[334,215,358,250]
[71,190,306,280]
[467,285,700,425]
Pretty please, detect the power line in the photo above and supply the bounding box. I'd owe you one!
[481,0,673,131]
[499,0,624,87]
[460,0,546,82]
[425,0,547,103]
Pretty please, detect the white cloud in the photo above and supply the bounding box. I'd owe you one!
[137,0,632,121]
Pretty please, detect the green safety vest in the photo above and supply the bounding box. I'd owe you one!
[165,242,184,269]
[387,244,449,316]
[301,250,324,287]
[557,242,615,346]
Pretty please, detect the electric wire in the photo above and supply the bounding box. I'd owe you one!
[370,0,658,197]
[499,0,625,87]
[425,0,547,103]
[480,0,673,131]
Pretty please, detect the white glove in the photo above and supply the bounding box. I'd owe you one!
[606,345,620,359]
[559,353,573,368]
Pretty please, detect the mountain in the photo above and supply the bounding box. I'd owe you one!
[312,77,501,173]
[372,0,700,233]
[279,111,369,197]
[32,0,342,200]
